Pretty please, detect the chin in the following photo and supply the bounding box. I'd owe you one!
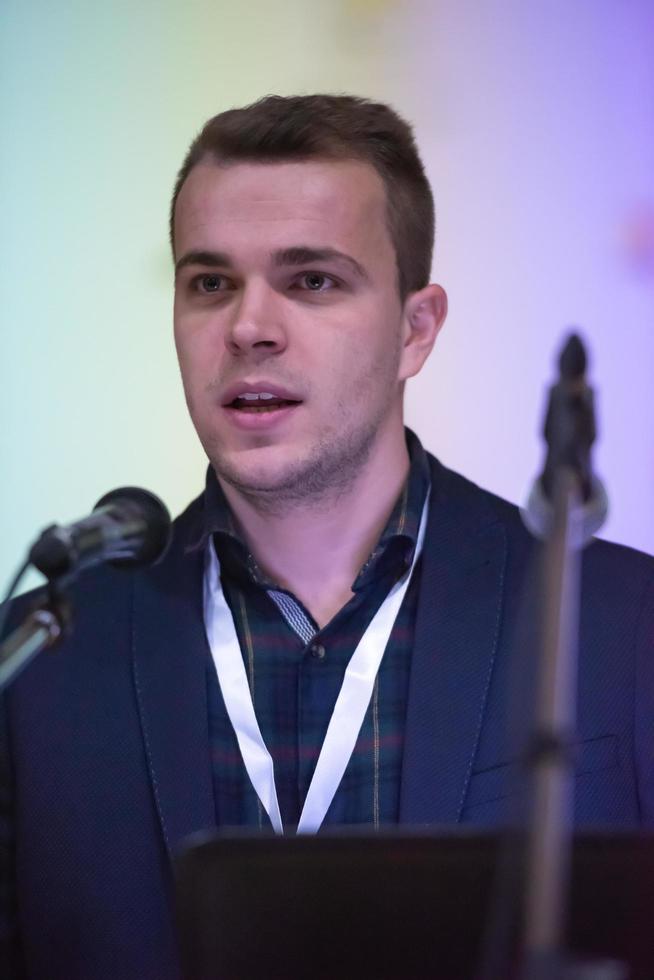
[210,445,304,496]
[204,417,383,504]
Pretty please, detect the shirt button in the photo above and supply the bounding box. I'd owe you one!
[310,643,326,661]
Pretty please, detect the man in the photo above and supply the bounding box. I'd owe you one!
[2,94,654,979]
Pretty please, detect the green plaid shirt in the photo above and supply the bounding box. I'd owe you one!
[197,430,430,830]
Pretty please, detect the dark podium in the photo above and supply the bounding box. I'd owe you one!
[174,830,654,980]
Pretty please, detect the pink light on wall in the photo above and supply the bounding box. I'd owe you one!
[622,202,654,283]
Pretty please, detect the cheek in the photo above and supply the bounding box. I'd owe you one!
[320,333,399,414]
[340,309,402,379]
[174,328,215,418]
[175,312,216,373]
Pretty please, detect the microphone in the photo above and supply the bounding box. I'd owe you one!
[28,487,172,580]
[522,333,608,543]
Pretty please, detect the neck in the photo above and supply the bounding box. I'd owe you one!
[218,431,411,629]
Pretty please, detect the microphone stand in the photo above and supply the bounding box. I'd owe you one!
[0,584,70,693]
[518,335,624,980]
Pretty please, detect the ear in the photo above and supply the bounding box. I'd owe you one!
[398,283,448,382]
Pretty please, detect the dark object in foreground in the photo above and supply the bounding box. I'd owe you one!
[175,831,652,980]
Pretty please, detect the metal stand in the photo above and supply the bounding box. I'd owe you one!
[0,587,70,692]
[520,470,625,980]
[522,467,581,976]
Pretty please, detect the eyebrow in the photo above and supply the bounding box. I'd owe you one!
[174,250,230,276]
[174,246,369,281]
[273,246,369,281]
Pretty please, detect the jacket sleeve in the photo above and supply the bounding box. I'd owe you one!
[0,691,26,979]
[635,570,654,826]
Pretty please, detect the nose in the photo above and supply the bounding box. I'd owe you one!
[225,282,287,357]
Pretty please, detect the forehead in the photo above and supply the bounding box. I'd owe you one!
[173,157,393,264]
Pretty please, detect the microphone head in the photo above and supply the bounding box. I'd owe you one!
[29,524,73,579]
[93,487,172,568]
[559,332,587,381]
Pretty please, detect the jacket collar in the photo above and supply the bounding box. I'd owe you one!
[132,497,215,857]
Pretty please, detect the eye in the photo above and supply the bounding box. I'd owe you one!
[296,272,336,292]
[194,273,227,293]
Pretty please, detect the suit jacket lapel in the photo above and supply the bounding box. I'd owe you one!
[132,503,215,859]
[400,461,508,824]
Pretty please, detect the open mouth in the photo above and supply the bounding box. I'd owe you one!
[226,393,302,414]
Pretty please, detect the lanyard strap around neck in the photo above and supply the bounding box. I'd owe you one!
[203,494,429,835]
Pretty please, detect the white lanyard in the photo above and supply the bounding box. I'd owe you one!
[203,495,429,835]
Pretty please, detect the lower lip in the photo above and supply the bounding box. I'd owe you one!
[222,403,302,430]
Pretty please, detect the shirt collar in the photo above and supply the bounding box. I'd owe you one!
[352,428,430,591]
[187,428,430,591]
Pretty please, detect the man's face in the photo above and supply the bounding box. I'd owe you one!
[173,157,411,503]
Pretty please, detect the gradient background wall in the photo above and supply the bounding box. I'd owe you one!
[2,0,653,595]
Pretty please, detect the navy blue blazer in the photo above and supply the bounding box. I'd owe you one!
[2,455,654,979]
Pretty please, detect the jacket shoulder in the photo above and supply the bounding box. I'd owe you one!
[426,452,654,582]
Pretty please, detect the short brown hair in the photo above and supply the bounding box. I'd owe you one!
[170,94,435,301]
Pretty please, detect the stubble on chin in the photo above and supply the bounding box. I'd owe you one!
[207,417,382,516]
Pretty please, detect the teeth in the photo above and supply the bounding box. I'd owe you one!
[240,392,275,401]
